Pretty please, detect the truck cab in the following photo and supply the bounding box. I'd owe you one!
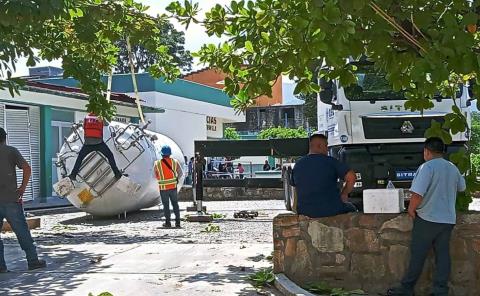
[317,62,471,195]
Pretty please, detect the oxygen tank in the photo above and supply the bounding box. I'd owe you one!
[56,121,185,216]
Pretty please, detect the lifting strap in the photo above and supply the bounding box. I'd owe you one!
[106,68,113,103]
[126,36,146,124]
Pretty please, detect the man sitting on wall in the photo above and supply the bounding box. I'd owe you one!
[291,133,357,218]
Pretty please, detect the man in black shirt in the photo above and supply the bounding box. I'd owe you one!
[292,134,357,217]
[0,128,46,272]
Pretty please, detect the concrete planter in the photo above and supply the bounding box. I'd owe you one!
[273,212,480,295]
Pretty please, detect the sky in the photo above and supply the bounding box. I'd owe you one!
[12,0,298,102]
[13,1,228,76]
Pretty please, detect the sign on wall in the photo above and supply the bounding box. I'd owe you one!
[206,116,223,138]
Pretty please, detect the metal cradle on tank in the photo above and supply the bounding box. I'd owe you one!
[56,121,185,216]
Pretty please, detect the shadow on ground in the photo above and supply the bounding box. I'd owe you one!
[0,245,114,296]
[180,264,277,296]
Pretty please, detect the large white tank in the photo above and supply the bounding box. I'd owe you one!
[56,121,185,216]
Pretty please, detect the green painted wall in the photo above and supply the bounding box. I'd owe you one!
[51,108,75,122]
[37,73,233,107]
[40,106,52,200]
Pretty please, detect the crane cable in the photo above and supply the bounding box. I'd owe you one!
[126,36,146,124]
[106,68,113,103]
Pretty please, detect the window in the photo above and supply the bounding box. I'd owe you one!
[344,64,404,101]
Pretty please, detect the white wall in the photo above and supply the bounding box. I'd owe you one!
[130,91,245,122]
[147,109,205,158]
[129,91,245,157]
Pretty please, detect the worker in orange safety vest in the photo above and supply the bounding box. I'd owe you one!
[69,113,123,181]
[154,145,183,228]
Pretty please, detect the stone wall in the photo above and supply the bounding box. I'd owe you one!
[273,213,480,295]
[178,187,284,202]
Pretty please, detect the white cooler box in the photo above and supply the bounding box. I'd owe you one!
[363,189,405,214]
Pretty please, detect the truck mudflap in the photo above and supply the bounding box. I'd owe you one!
[282,164,296,212]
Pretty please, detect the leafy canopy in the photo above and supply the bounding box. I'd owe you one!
[0,0,186,119]
[168,0,480,208]
[114,21,192,74]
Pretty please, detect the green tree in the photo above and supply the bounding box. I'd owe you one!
[224,127,240,140]
[470,112,480,154]
[470,112,480,181]
[114,21,192,74]
[1,0,186,119]
[258,127,308,139]
[168,0,480,209]
[298,92,317,129]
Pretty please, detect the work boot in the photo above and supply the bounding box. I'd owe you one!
[115,173,129,180]
[162,222,172,228]
[387,286,414,296]
[28,259,47,271]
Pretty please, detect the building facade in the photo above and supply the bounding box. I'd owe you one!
[227,104,307,138]
[182,68,283,107]
[0,81,140,202]
[37,73,245,159]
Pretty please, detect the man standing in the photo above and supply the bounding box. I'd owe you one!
[388,138,466,296]
[69,112,122,181]
[154,145,183,228]
[263,160,271,171]
[292,133,357,218]
[237,163,245,179]
[0,128,46,272]
[187,157,194,185]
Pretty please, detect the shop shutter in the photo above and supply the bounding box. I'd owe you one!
[0,103,4,128]
[29,106,41,200]
[6,108,34,201]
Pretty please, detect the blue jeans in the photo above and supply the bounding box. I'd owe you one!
[0,203,38,268]
[70,142,121,179]
[400,217,454,295]
[342,202,358,213]
[160,189,180,223]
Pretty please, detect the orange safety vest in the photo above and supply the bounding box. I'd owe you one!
[84,113,103,139]
[155,158,178,190]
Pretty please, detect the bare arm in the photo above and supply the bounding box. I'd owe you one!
[408,192,423,219]
[176,161,184,180]
[17,162,31,198]
[340,170,356,202]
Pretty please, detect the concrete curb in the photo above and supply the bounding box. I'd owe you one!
[274,273,316,296]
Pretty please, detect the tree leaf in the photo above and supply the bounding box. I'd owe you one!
[245,40,254,53]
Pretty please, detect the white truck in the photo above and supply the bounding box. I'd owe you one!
[282,61,472,210]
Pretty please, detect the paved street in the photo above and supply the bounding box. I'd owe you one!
[1,200,286,296]
[2,198,479,296]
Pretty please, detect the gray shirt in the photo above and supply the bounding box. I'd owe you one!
[0,144,27,203]
[410,158,466,224]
